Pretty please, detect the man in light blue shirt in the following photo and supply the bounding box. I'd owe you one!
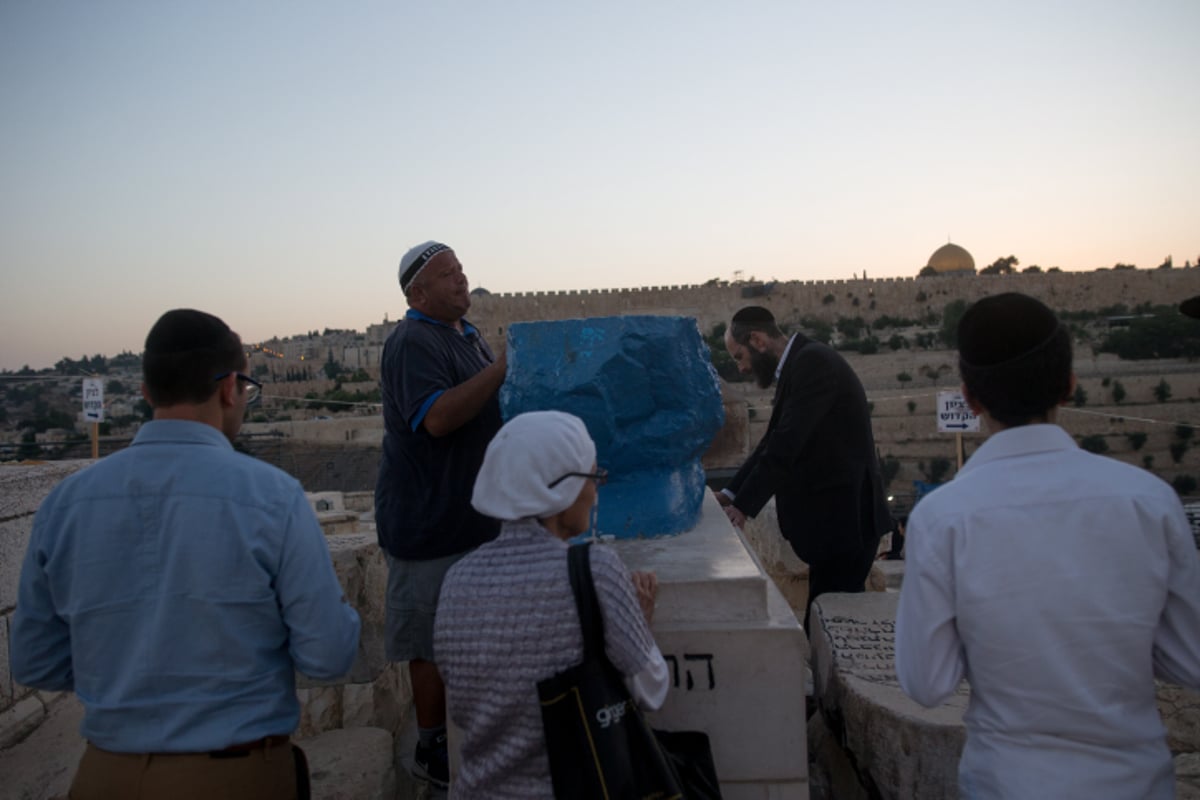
[12,309,361,800]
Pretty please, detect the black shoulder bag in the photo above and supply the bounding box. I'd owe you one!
[537,542,722,800]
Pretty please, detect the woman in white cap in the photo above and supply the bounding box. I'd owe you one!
[433,410,669,799]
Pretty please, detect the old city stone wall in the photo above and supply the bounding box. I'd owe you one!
[466,269,1200,343]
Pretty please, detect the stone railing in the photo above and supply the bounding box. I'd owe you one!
[807,583,1200,799]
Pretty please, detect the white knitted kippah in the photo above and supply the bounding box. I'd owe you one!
[471,411,597,521]
[398,241,450,294]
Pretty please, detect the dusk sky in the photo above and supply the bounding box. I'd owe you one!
[2,1,1197,371]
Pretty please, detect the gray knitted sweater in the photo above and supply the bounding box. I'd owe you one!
[433,519,658,799]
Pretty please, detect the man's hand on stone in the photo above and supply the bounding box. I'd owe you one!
[724,505,746,529]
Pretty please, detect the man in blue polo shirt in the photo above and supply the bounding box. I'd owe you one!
[12,309,360,799]
[375,241,506,788]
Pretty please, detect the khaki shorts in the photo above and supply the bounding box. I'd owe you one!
[384,550,468,662]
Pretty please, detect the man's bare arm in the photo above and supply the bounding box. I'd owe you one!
[422,351,507,437]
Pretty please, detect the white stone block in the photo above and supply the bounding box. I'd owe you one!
[0,694,45,750]
[342,491,374,513]
[611,492,769,624]
[611,493,810,793]
[875,560,905,589]
[320,533,387,684]
[316,511,360,536]
[719,783,810,800]
[359,662,410,734]
[647,588,808,785]
[809,592,965,800]
[297,686,343,738]
[341,682,375,729]
[301,727,396,800]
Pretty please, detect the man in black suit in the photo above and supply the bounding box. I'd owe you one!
[718,306,889,630]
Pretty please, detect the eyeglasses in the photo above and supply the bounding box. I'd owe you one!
[214,371,263,406]
[548,468,608,489]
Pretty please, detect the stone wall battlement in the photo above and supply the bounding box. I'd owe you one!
[469,269,1200,344]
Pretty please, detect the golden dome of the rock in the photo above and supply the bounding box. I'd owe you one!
[926,243,976,275]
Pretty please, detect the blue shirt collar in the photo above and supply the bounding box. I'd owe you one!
[406,308,479,337]
[132,419,234,450]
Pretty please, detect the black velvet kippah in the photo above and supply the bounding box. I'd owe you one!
[144,309,231,355]
[731,305,776,325]
[958,293,1059,368]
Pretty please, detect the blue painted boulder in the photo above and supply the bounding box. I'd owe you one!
[501,315,724,538]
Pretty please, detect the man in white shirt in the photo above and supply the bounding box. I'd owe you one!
[895,292,1200,799]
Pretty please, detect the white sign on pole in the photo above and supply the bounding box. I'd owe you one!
[936,390,979,433]
[82,378,104,422]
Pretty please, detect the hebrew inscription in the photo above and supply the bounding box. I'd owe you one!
[663,653,716,691]
[824,616,969,697]
[825,616,901,688]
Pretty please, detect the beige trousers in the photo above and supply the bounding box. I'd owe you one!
[68,740,308,800]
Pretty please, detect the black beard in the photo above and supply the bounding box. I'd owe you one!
[750,348,779,389]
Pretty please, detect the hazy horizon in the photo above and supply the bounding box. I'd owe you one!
[6,264,1195,375]
[3,2,1197,371]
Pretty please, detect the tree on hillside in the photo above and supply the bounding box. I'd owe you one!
[919,363,952,385]
[980,255,1018,275]
[705,323,748,383]
[1022,265,1042,274]
[55,354,109,375]
[836,316,867,339]
[110,351,141,368]
[918,265,938,277]
[799,316,833,345]
[1153,379,1172,403]
[1111,380,1126,404]
[323,351,341,380]
[1099,313,1200,360]
[921,457,952,483]
[940,299,969,347]
[880,455,901,489]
